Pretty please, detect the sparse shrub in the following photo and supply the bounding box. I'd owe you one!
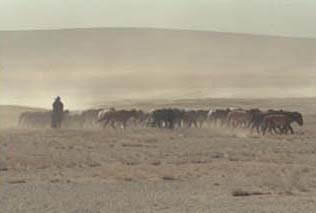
[232,189,270,197]
[162,176,177,181]
[0,159,8,171]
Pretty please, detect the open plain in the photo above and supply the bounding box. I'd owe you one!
[1,98,316,212]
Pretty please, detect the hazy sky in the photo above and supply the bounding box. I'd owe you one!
[1,0,316,109]
[1,0,316,38]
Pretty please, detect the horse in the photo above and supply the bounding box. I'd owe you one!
[150,108,185,129]
[261,112,303,135]
[226,109,253,128]
[98,109,142,129]
[18,111,51,128]
[81,108,103,128]
[208,108,231,126]
[183,109,208,128]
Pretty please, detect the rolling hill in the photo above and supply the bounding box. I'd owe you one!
[1,28,316,108]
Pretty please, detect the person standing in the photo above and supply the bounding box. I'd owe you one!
[51,96,64,129]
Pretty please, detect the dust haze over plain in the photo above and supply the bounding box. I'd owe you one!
[1,0,316,109]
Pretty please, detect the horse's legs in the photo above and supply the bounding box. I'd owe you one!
[215,117,218,126]
[232,120,238,128]
[232,120,236,128]
[110,120,116,129]
[239,120,244,128]
[199,121,203,128]
[262,124,267,135]
[270,123,278,134]
[158,120,163,128]
[188,120,192,128]
[250,122,258,134]
[288,125,294,134]
[237,120,241,128]
[236,120,240,128]
[272,126,279,134]
[251,123,258,134]
[226,118,231,127]
[247,120,252,128]
[279,125,286,134]
[122,121,127,130]
[240,120,246,128]
[190,120,194,128]
[269,123,275,135]
[274,125,282,134]
[264,121,273,135]
[256,123,261,134]
[242,120,247,128]
[284,125,290,134]
[231,120,236,128]
[193,121,198,128]
[167,119,174,129]
[102,119,110,128]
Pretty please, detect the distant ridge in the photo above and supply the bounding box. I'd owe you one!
[1,27,316,108]
[0,105,46,111]
[1,27,316,40]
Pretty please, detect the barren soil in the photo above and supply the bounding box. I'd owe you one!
[1,99,316,212]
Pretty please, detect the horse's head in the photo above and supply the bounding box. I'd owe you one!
[292,112,303,126]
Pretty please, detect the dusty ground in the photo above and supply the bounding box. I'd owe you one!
[1,98,316,212]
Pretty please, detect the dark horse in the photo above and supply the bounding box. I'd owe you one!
[151,108,185,129]
[261,112,303,135]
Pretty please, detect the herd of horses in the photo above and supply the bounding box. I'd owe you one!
[18,107,304,135]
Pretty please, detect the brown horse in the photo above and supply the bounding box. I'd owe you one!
[98,109,142,129]
[249,109,291,134]
[226,110,253,128]
[261,112,303,135]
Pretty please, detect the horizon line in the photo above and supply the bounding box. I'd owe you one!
[1,26,316,40]
[1,96,316,110]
